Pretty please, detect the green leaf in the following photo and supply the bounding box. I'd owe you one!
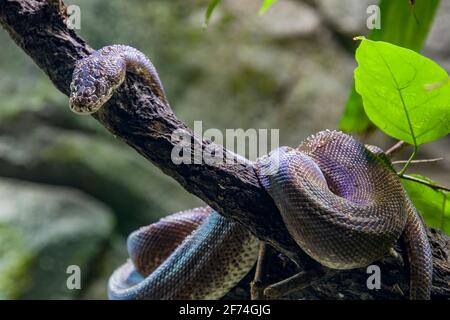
[204,0,221,27]
[354,39,450,145]
[259,0,278,15]
[339,0,440,133]
[339,85,372,132]
[402,174,450,235]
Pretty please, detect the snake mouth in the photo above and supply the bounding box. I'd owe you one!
[69,95,99,115]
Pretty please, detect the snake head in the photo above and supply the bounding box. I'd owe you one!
[69,53,126,115]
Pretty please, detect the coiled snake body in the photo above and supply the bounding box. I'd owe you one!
[70,45,433,300]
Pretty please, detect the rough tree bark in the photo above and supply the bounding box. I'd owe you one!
[0,0,448,299]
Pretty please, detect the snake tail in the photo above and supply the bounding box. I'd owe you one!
[402,198,433,299]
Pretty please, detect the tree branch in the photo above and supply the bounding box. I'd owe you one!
[1,0,449,299]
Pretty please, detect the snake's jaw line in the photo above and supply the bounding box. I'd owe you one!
[69,94,105,115]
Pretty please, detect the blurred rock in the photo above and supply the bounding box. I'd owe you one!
[313,0,374,36]
[225,0,321,38]
[281,53,353,145]
[0,178,114,299]
[177,29,354,148]
[424,0,450,70]
[0,125,202,233]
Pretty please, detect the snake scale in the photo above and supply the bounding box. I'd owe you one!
[69,45,433,300]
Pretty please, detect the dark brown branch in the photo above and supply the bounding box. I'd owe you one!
[1,0,449,299]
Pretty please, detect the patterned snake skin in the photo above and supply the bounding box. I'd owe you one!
[69,45,433,300]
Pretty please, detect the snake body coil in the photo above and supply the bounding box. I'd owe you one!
[108,207,259,299]
[70,45,433,300]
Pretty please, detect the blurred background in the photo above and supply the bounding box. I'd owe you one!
[0,0,448,299]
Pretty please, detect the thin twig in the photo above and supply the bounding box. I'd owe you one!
[250,242,271,300]
[385,140,408,157]
[398,145,418,175]
[392,158,443,165]
[263,268,327,299]
[400,174,450,192]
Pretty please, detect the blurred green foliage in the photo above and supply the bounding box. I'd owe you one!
[259,0,278,15]
[0,225,32,299]
[205,0,277,26]
[205,0,221,26]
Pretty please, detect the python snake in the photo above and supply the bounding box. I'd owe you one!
[69,45,433,300]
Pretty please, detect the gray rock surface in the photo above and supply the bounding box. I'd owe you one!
[424,0,450,70]
[313,0,375,36]
[0,178,114,299]
[0,125,203,232]
[225,0,321,38]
